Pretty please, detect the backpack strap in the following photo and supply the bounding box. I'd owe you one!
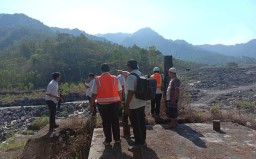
[129,72,140,79]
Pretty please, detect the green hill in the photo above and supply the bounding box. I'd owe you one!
[0,13,55,49]
[0,14,202,90]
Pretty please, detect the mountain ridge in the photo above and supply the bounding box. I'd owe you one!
[0,13,105,49]
[197,39,256,58]
[1,13,255,65]
[95,27,256,64]
[0,13,55,49]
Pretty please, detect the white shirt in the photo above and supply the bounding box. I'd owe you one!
[117,74,126,93]
[86,79,94,97]
[45,80,58,103]
[91,73,122,94]
[117,74,126,87]
[126,69,146,109]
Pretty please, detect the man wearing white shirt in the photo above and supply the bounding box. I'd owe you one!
[82,73,96,116]
[45,72,61,132]
[125,59,146,149]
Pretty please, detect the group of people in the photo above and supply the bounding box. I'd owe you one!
[45,59,181,150]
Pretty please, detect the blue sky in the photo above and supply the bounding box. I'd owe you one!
[1,0,256,45]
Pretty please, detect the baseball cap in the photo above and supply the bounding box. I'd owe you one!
[168,67,176,73]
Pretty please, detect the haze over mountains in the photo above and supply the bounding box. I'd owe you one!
[96,28,256,64]
[197,40,256,58]
[1,13,256,65]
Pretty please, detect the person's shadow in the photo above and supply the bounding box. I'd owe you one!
[99,143,124,159]
[143,147,160,159]
[169,124,207,148]
[125,138,160,159]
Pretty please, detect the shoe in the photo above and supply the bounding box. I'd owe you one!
[128,144,143,151]
[115,140,121,144]
[103,141,111,146]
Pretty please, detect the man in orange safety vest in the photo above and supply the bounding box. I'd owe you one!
[90,63,122,146]
[150,67,163,117]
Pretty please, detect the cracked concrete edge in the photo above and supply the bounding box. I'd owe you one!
[88,128,104,159]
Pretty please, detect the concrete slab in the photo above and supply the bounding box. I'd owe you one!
[88,122,256,159]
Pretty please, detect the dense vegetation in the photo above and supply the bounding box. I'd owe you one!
[0,34,148,90]
[0,14,203,91]
[0,33,202,91]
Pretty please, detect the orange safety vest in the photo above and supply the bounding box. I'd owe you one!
[151,73,162,89]
[95,73,121,104]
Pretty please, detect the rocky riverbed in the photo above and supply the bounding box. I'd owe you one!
[1,65,256,146]
[186,65,256,113]
[0,101,90,142]
[186,65,256,90]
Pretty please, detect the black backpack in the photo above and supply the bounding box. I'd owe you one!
[130,73,157,100]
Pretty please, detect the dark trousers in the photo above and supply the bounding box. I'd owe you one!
[98,102,120,143]
[151,94,162,115]
[86,96,96,115]
[129,106,146,145]
[46,100,57,130]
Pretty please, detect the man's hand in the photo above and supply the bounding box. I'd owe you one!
[56,95,60,100]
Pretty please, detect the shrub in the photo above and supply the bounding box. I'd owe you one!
[210,102,222,120]
[3,131,15,140]
[59,110,69,117]
[21,130,34,135]
[28,117,48,130]
[234,100,256,110]
[60,83,84,95]
[0,137,27,152]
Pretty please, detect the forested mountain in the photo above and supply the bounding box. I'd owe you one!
[0,14,104,50]
[96,28,256,65]
[197,39,256,58]
[51,27,105,42]
[95,32,130,44]
[1,13,255,65]
[0,13,202,91]
[0,33,200,90]
[0,13,54,49]
[2,13,255,90]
